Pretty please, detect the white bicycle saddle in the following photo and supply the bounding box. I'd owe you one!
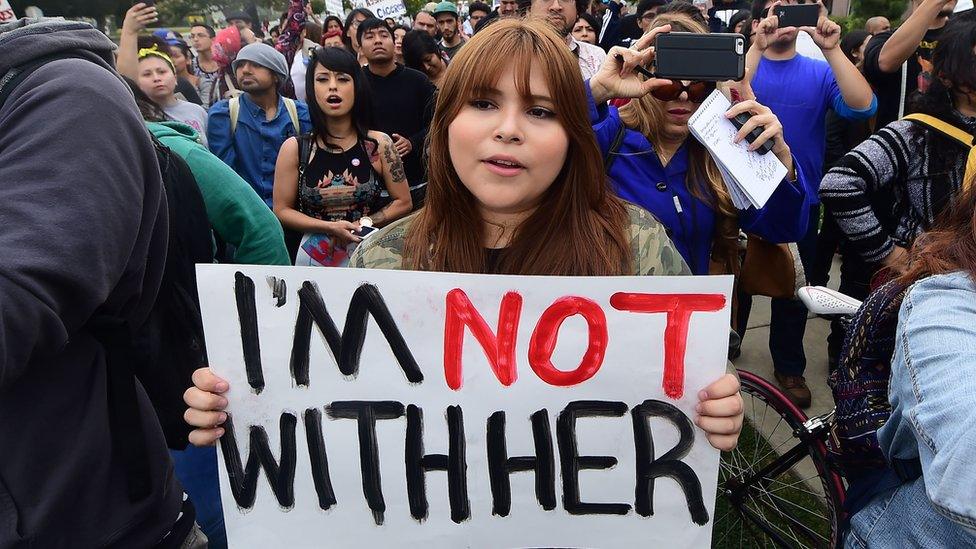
[797,286,863,316]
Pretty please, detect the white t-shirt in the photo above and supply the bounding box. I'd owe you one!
[571,37,607,81]
[163,100,209,147]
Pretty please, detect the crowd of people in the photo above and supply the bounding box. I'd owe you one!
[0,0,974,545]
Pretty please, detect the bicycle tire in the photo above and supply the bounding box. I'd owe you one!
[712,369,845,549]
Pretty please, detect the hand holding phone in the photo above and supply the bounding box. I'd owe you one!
[772,3,819,28]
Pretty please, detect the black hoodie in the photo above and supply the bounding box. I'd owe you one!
[0,18,182,547]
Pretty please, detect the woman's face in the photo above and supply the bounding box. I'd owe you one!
[422,52,446,80]
[571,18,596,45]
[138,56,177,103]
[168,46,190,75]
[313,64,356,118]
[327,19,343,33]
[654,83,701,141]
[448,63,569,217]
[394,28,407,57]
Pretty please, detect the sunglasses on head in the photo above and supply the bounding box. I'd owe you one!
[650,80,716,103]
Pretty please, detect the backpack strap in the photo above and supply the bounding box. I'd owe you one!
[603,123,627,174]
[229,95,240,134]
[229,96,300,135]
[283,97,300,133]
[903,114,976,192]
[902,113,975,148]
[0,53,90,110]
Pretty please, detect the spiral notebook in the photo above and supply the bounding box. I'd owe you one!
[688,89,788,210]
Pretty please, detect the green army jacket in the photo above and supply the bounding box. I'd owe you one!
[350,203,691,276]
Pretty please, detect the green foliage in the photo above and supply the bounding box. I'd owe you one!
[848,0,908,25]
[402,0,427,16]
[155,0,211,25]
[310,0,326,12]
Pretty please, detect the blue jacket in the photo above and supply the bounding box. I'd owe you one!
[586,85,810,275]
[207,93,312,207]
[846,272,976,547]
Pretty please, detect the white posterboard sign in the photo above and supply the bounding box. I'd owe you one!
[0,0,17,22]
[197,265,733,548]
[359,0,407,19]
[325,0,345,17]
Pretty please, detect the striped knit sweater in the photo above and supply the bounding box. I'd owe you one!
[819,115,975,264]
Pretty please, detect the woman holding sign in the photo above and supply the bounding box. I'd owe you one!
[587,4,809,276]
[185,19,744,452]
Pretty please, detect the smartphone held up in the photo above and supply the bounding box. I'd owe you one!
[653,32,746,81]
[773,3,820,28]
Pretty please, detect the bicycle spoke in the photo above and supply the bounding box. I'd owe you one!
[758,488,830,524]
[752,487,828,545]
[747,490,808,547]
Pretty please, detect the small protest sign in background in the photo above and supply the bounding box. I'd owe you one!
[357,0,406,19]
[197,265,733,548]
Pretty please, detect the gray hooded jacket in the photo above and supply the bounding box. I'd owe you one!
[0,18,182,547]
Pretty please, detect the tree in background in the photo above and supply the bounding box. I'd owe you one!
[833,0,910,32]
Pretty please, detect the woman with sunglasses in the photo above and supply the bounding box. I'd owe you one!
[587,4,809,275]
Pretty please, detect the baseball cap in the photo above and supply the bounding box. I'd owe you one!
[152,28,184,46]
[432,1,459,16]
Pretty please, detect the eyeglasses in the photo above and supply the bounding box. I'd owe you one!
[650,80,715,103]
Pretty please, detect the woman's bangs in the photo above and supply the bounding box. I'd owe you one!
[446,23,555,107]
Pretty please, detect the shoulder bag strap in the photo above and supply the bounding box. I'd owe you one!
[603,122,627,174]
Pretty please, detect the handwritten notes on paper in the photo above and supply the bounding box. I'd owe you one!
[688,90,788,210]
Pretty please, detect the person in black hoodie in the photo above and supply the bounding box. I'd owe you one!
[0,17,200,548]
[359,18,436,208]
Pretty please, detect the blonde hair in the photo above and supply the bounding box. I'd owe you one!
[403,18,633,275]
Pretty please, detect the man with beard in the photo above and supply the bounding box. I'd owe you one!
[360,18,435,205]
[434,1,466,59]
[737,0,876,409]
[863,0,957,127]
[519,0,606,78]
[207,42,312,207]
[413,10,439,36]
[499,0,520,17]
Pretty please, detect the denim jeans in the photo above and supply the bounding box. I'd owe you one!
[846,272,976,546]
[171,445,227,549]
[738,204,820,376]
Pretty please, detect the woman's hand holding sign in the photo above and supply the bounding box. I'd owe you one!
[184,367,229,446]
[183,366,743,451]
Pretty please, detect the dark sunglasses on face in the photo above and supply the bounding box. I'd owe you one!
[650,80,716,103]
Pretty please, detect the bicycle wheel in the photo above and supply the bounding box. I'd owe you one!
[712,369,845,549]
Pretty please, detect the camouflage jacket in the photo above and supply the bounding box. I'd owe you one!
[350,203,690,275]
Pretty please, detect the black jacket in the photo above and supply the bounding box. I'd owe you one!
[0,18,182,547]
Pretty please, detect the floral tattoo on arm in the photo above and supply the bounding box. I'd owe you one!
[384,135,407,185]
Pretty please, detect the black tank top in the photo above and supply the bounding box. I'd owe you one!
[299,138,385,223]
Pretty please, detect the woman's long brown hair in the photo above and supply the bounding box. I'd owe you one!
[617,10,739,266]
[898,173,976,284]
[403,18,633,275]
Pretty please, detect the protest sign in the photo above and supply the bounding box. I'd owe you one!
[325,0,345,16]
[0,0,17,22]
[197,265,733,548]
[358,0,407,19]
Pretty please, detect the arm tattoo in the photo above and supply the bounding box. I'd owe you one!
[383,136,407,184]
